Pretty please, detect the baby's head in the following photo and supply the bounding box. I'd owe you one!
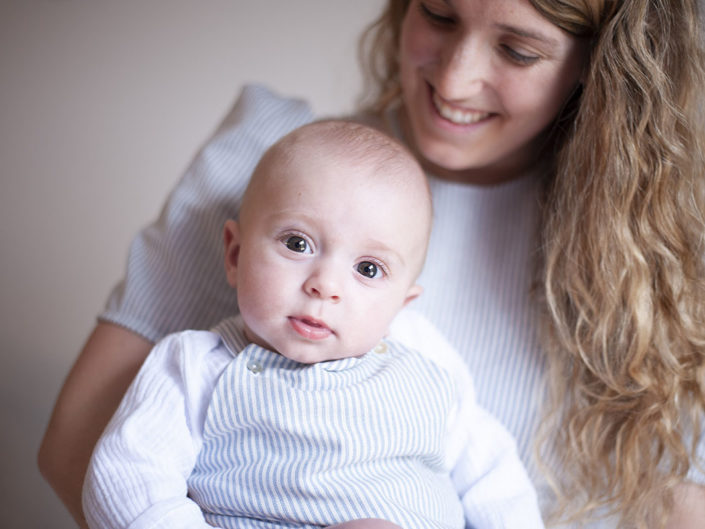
[224,120,431,363]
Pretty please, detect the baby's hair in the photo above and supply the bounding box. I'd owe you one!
[244,119,431,226]
[268,119,424,187]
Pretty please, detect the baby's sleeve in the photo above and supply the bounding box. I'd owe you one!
[99,84,314,342]
[389,309,545,529]
[449,401,545,529]
[82,330,229,529]
[444,350,545,528]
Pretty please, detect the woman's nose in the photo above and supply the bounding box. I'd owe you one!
[434,34,490,99]
[302,264,342,303]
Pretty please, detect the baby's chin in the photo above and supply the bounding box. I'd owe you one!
[277,348,365,365]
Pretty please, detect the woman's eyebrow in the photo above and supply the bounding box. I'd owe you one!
[494,23,559,49]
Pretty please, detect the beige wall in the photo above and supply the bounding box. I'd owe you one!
[0,2,383,526]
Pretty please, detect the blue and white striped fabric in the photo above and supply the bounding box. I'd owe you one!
[96,83,550,515]
[83,313,544,529]
[96,84,705,527]
[188,318,464,529]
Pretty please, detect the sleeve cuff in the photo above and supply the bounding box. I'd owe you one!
[126,498,213,529]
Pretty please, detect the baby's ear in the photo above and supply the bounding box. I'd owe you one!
[403,284,423,307]
[223,219,241,288]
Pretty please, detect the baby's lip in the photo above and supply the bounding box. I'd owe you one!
[288,316,334,340]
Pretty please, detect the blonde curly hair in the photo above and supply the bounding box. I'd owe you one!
[359,1,705,527]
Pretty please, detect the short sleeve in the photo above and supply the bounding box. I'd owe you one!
[99,84,314,342]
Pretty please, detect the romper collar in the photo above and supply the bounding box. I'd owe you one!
[211,314,391,380]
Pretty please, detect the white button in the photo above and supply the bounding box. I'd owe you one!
[373,343,388,354]
[246,360,264,374]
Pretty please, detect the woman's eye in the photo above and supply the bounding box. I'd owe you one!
[501,45,539,66]
[419,2,455,26]
[356,261,380,279]
[284,235,309,253]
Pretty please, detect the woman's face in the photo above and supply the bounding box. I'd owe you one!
[399,0,587,184]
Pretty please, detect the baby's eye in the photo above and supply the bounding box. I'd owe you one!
[284,235,309,253]
[356,261,381,279]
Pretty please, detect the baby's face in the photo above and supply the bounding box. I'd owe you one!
[225,149,429,364]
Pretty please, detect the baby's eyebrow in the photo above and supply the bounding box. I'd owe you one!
[267,211,315,226]
[364,240,405,267]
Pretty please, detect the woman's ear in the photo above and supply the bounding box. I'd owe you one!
[223,219,241,288]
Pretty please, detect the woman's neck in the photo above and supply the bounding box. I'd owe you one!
[415,153,540,186]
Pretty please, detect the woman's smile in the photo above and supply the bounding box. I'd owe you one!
[431,90,494,125]
[399,0,587,183]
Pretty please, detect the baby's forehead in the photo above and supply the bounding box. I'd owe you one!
[273,120,418,172]
[278,130,423,183]
[266,149,415,198]
[248,140,431,274]
[247,121,432,234]
[269,148,426,210]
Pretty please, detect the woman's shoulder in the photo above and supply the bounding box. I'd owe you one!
[211,83,316,143]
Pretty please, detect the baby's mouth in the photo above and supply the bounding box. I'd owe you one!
[288,316,334,340]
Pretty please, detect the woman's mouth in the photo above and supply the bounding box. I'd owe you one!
[432,91,491,125]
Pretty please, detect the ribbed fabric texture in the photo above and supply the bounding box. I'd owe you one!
[84,314,547,528]
[414,172,545,486]
[188,319,463,529]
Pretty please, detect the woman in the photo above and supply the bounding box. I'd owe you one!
[39,1,705,527]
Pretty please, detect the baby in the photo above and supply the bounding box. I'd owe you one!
[83,120,544,529]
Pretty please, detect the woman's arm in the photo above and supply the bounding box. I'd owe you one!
[38,322,153,527]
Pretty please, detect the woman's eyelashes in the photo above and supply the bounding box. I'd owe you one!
[501,44,540,65]
[419,1,456,27]
[418,1,542,66]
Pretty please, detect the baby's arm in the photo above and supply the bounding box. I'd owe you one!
[444,350,545,528]
[82,331,225,529]
[450,404,545,529]
[389,309,544,529]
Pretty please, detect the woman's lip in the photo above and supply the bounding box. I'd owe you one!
[288,316,334,340]
[427,84,494,126]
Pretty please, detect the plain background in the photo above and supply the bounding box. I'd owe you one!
[0,1,384,526]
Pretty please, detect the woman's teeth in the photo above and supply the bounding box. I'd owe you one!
[433,93,490,124]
